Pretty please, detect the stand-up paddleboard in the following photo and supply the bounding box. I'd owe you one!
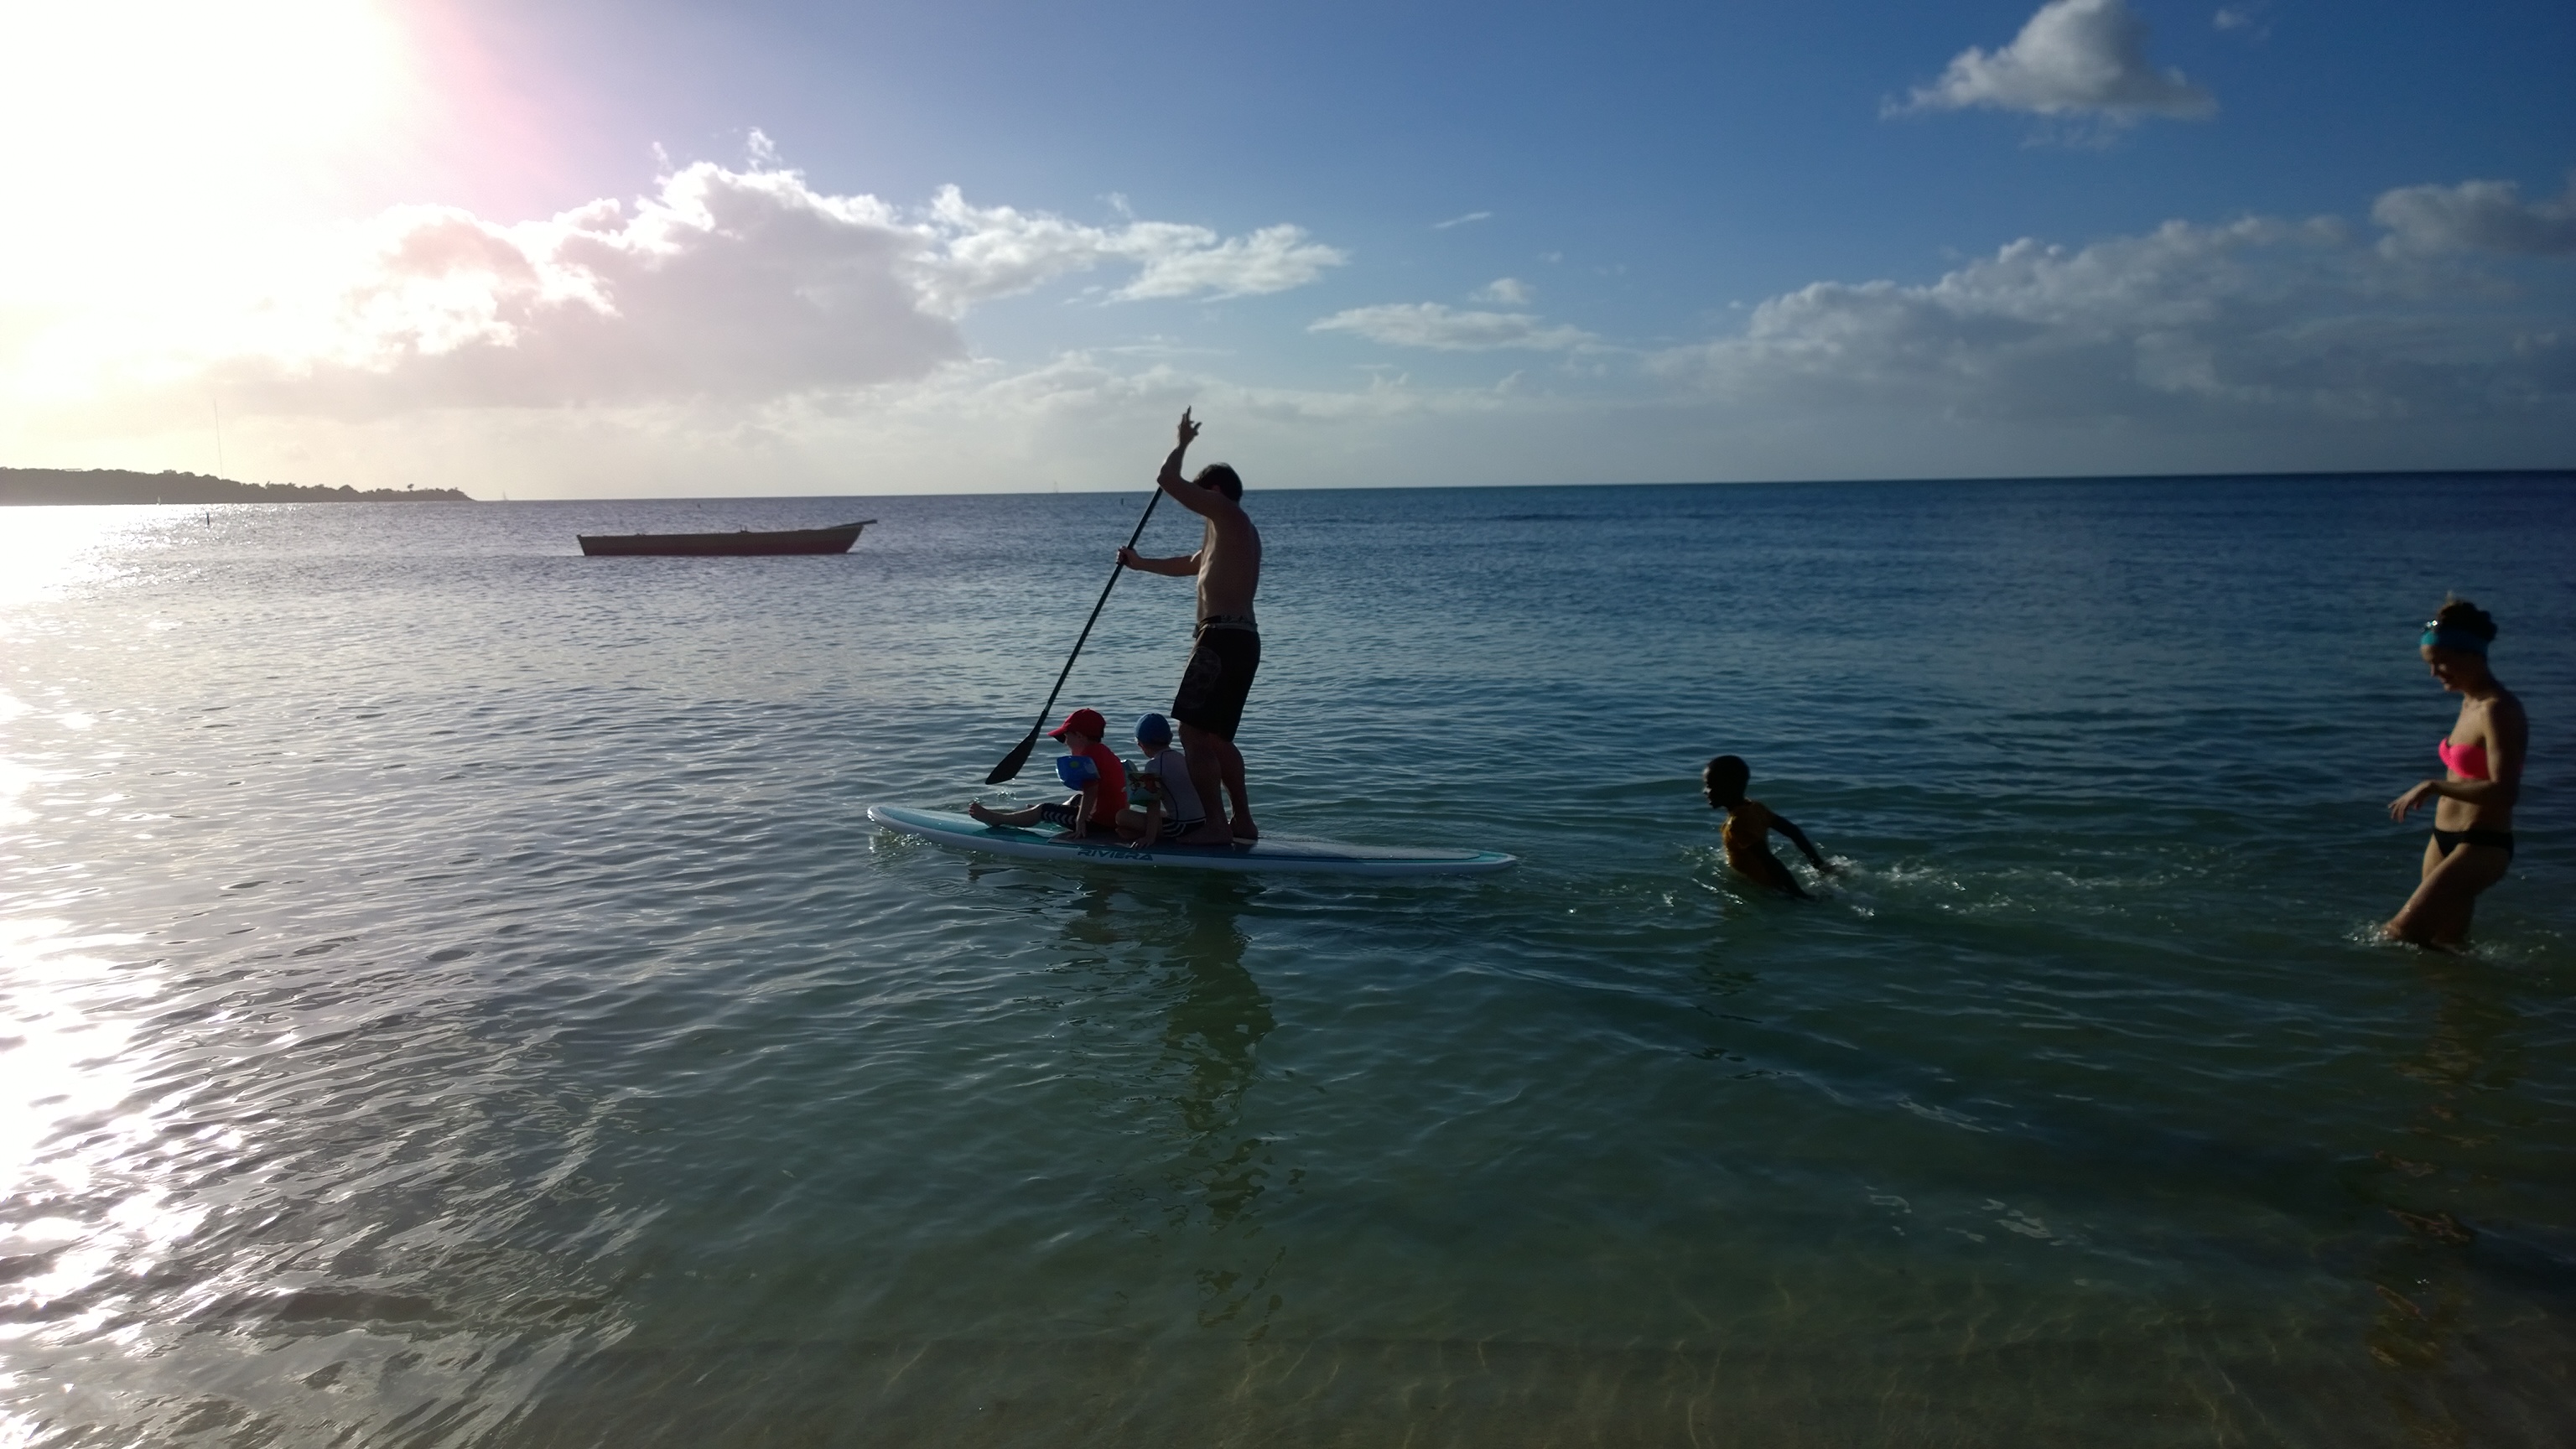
[869,804,1514,876]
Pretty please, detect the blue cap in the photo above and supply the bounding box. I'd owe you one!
[1135,713,1172,745]
[2421,626,2488,656]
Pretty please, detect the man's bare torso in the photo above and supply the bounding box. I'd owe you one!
[1197,513,1262,622]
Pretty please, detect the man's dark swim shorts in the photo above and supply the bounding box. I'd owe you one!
[1172,620,1259,740]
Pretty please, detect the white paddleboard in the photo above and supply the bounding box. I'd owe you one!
[868,804,1514,876]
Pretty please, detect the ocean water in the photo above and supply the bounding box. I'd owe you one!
[2,475,2570,1446]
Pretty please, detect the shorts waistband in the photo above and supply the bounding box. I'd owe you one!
[1196,614,1259,634]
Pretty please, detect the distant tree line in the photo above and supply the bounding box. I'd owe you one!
[0,468,474,505]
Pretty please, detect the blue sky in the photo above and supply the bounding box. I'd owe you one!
[1,0,2568,494]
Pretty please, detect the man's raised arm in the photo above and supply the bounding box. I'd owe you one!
[1156,408,1202,491]
[1120,408,1218,572]
[1151,408,1241,522]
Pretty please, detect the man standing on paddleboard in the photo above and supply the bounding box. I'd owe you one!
[1118,409,1263,844]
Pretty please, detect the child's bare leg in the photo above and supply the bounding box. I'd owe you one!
[969,800,1049,828]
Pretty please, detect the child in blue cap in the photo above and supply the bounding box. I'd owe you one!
[1117,713,1208,846]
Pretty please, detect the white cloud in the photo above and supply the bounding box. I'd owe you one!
[1433,211,1493,230]
[1310,303,1593,351]
[1475,278,1535,305]
[1118,225,1348,301]
[1654,209,2573,427]
[2210,3,2272,36]
[13,155,2571,496]
[1898,0,2215,122]
[17,163,1348,417]
[917,188,1345,311]
[2372,176,2576,257]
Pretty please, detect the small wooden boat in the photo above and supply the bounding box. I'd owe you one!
[577,520,875,557]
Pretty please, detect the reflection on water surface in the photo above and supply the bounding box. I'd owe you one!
[2,483,2571,1445]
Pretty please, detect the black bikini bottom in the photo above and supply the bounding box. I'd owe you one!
[2432,827,2515,860]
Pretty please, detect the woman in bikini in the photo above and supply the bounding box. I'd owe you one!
[2384,598,2525,948]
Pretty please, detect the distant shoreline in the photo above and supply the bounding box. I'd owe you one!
[4,465,2563,506]
[0,468,473,505]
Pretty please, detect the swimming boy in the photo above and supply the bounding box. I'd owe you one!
[970,708,1128,840]
[1116,712,1209,847]
[1702,755,1834,897]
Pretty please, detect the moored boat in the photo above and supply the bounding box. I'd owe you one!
[576,520,875,557]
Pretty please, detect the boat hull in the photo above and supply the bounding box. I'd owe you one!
[577,521,874,556]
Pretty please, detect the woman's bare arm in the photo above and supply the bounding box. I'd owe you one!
[2389,694,2527,819]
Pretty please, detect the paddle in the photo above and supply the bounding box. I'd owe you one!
[984,486,1166,784]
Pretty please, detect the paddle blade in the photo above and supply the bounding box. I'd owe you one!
[985,730,1039,785]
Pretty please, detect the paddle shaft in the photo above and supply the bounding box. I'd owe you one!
[999,486,1166,768]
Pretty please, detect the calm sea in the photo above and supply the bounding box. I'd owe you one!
[3,475,2571,1446]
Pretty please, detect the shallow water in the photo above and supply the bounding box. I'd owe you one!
[3,476,2571,1446]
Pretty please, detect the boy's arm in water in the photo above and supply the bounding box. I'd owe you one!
[1749,850,1811,899]
[1771,815,1836,875]
[1722,802,1811,899]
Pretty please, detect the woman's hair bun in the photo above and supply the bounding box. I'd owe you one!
[2434,595,2498,641]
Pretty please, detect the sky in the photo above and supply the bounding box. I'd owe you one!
[0,0,2569,496]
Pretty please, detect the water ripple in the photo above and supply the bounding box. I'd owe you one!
[3,482,2572,1445]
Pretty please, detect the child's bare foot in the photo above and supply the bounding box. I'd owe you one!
[967,802,1000,825]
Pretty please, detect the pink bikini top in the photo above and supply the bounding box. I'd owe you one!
[2438,739,2490,780]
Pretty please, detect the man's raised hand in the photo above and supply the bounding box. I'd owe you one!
[1176,408,1201,449]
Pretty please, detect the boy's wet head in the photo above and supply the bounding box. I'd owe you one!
[1702,755,1750,806]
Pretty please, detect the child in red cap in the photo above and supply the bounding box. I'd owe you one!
[970,708,1129,839]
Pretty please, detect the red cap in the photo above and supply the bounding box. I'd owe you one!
[1046,707,1108,741]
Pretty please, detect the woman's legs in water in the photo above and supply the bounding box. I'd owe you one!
[2384,839,2510,947]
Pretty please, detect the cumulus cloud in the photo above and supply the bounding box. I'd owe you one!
[1310,303,1592,351]
[27,162,1346,416]
[917,188,1345,310]
[1475,278,1535,305]
[1898,0,2215,122]
[2372,175,2576,257]
[236,168,954,411]
[1656,210,2573,425]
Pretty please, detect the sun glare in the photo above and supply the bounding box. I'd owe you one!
[0,0,410,287]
